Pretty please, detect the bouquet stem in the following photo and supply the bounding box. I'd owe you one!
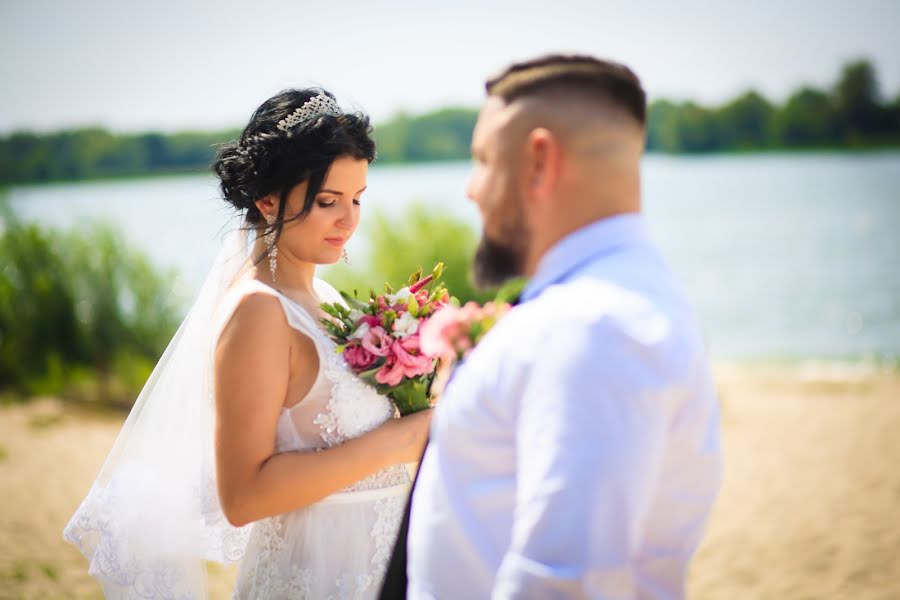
[388,379,432,416]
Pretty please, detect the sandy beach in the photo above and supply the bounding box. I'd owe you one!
[1,366,898,599]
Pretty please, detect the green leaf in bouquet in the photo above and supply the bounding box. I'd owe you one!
[468,320,485,341]
[385,282,394,294]
[428,284,448,304]
[340,290,371,313]
[431,262,445,281]
[407,265,423,287]
[388,379,432,416]
[320,318,347,340]
[407,293,420,316]
[356,363,385,381]
[423,369,439,397]
[494,277,528,305]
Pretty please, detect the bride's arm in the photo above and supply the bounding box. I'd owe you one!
[214,292,429,528]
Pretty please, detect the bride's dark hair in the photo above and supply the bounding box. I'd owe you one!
[212,87,376,248]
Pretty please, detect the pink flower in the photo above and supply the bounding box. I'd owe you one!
[455,335,474,356]
[409,274,433,294]
[361,326,392,357]
[392,335,433,378]
[360,314,381,328]
[432,289,450,308]
[415,288,430,307]
[375,357,406,386]
[343,342,377,370]
[458,301,485,321]
[373,335,434,387]
[419,305,462,358]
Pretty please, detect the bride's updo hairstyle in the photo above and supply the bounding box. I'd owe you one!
[213,88,376,250]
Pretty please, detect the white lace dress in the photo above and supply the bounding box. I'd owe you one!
[218,278,412,600]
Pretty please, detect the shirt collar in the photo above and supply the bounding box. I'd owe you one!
[521,213,648,302]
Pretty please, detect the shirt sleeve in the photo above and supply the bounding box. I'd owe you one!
[491,319,671,600]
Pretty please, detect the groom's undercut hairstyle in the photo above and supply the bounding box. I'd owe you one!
[485,54,646,127]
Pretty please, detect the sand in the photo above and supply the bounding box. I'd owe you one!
[1,367,898,599]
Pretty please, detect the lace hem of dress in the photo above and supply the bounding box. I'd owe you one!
[65,479,251,599]
[234,495,405,600]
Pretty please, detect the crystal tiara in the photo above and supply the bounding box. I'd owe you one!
[276,92,342,131]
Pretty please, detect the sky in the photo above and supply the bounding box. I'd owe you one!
[1,0,898,134]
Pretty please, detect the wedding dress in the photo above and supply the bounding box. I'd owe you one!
[63,222,410,600]
[220,278,411,599]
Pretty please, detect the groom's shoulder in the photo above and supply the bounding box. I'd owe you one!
[486,275,697,365]
[508,277,663,331]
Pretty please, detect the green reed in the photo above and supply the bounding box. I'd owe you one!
[0,202,181,407]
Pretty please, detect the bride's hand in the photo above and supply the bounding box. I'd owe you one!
[376,409,433,464]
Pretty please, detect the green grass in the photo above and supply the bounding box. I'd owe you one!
[27,413,65,431]
[10,561,28,582]
[38,562,59,582]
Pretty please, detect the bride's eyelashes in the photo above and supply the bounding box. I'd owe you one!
[315,197,362,208]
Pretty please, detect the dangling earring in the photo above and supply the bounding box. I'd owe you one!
[342,248,350,264]
[264,214,278,282]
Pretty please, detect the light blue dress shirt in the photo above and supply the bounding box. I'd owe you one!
[407,214,723,599]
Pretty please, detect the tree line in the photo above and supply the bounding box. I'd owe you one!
[1,60,898,185]
[646,60,900,152]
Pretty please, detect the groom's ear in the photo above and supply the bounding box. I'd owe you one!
[524,127,562,203]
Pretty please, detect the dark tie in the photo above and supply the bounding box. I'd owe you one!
[378,443,425,599]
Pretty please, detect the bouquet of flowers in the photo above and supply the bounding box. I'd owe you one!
[320,264,451,415]
[419,299,513,396]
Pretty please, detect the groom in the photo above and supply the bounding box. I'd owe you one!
[382,54,722,599]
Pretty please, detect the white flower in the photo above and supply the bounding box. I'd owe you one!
[349,308,365,323]
[351,322,371,340]
[392,311,420,338]
[386,288,410,306]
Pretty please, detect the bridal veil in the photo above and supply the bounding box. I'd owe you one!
[64,218,254,599]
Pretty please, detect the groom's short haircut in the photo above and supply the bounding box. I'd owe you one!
[485,54,646,127]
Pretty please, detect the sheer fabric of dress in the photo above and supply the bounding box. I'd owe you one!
[63,222,410,599]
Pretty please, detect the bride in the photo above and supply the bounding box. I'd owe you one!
[63,88,432,599]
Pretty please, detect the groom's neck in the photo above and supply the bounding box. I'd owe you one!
[524,174,641,277]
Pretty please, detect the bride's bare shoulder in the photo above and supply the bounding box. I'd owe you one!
[216,287,290,360]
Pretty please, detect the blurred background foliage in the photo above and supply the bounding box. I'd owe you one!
[0,202,182,407]
[0,198,484,407]
[325,202,492,306]
[1,60,897,186]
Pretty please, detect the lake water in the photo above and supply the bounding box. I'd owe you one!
[6,152,900,364]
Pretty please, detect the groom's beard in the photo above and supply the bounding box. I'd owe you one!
[472,227,529,289]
